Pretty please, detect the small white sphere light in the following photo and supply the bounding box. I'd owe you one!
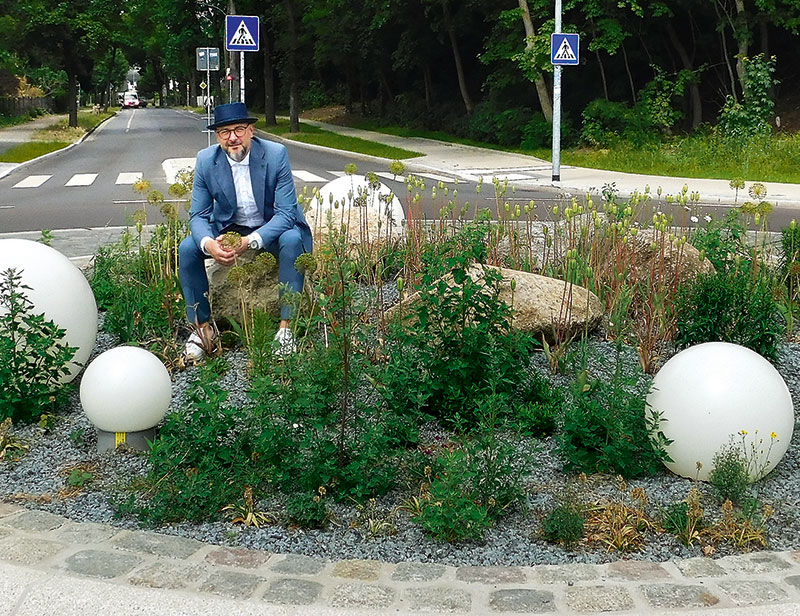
[0,238,98,382]
[647,342,794,482]
[80,346,172,433]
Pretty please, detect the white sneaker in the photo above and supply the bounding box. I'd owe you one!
[184,328,217,363]
[273,327,297,358]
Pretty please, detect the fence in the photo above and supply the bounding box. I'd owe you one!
[0,96,53,116]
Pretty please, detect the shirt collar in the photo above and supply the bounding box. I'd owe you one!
[225,150,251,167]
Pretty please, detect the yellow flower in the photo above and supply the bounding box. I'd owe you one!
[740,430,748,436]
[771,432,777,439]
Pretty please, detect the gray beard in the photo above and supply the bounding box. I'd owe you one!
[228,146,248,163]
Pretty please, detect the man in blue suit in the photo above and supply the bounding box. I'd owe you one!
[178,102,312,361]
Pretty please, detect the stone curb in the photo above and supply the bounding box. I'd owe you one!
[2,504,800,614]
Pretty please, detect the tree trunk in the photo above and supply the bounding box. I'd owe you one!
[102,45,116,110]
[66,66,78,127]
[734,0,748,93]
[441,0,473,114]
[621,42,636,104]
[262,24,276,125]
[518,0,552,122]
[423,64,433,111]
[285,0,300,132]
[595,50,609,100]
[665,20,702,129]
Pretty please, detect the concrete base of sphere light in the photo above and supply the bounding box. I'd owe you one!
[646,342,794,482]
[0,239,98,383]
[96,428,156,453]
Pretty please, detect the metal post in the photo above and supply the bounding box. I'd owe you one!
[206,63,212,146]
[240,51,245,103]
[551,0,562,183]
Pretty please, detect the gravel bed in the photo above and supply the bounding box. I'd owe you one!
[2,319,800,567]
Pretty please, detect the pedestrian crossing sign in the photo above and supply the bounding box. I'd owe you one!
[226,15,260,52]
[551,33,579,66]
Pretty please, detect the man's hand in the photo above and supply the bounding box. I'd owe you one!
[206,235,248,266]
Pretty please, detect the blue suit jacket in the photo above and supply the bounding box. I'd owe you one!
[188,136,313,253]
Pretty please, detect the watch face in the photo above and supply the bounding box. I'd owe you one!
[249,240,259,249]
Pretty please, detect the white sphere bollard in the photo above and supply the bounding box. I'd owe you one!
[309,174,405,237]
[647,342,794,481]
[0,238,98,382]
[80,346,172,434]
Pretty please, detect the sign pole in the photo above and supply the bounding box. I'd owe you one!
[206,63,211,146]
[552,0,562,183]
[240,51,245,104]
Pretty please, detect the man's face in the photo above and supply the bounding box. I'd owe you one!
[215,123,254,162]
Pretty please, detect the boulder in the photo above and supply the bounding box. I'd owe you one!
[388,264,604,344]
[206,251,282,327]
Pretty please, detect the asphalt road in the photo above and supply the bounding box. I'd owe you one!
[0,108,571,233]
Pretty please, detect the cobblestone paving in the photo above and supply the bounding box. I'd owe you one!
[3,503,800,614]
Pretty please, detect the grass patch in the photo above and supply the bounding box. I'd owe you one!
[0,141,71,163]
[34,110,114,142]
[0,114,33,129]
[256,117,423,160]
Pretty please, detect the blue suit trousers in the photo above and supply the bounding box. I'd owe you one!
[179,226,306,324]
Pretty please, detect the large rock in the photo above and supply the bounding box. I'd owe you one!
[206,251,282,326]
[388,265,604,343]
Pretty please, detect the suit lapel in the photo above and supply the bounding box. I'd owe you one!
[250,138,267,212]
[213,147,237,212]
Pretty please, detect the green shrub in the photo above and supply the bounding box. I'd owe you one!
[0,268,76,423]
[512,367,562,438]
[414,450,492,542]
[690,209,750,272]
[675,263,784,362]
[580,98,652,148]
[557,358,671,478]
[521,113,551,149]
[383,222,537,429]
[541,504,585,546]
[129,361,258,524]
[286,491,330,529]
[709,444,751,505]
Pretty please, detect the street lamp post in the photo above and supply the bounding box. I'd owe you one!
[552,0,562,183]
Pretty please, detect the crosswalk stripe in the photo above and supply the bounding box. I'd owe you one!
[375,172,406,183]
[65,173,98,187]
[417,172,456,183]
[328,171,346,178]
[12,175,51,188]
[293,170,328,182]
[116,172,143,185]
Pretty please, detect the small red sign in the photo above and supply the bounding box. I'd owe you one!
[225,75,234,81]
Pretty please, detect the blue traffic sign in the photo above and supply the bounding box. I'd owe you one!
[551,33,579,66]
[226,15,260,52]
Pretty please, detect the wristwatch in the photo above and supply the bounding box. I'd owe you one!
[248,237,260,250]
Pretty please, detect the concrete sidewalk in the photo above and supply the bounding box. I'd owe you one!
[300,119,800,207]
[2,504,800,615]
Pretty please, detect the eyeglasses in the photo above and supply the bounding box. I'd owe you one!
[216,125,250,139]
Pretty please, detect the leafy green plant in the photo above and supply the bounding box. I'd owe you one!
[512,368,562,438]
[286,489,330,529]
[716,54,777,142]
[541,504,585,546]
[675,262,784,362]
[384,222,536,428]
[690,209,750,272]
[0,268,76,422]
[413,450,491,542]
[708,443,751,505]
[557,352,671,478]
[660,486,705,547]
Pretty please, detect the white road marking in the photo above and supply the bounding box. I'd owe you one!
[376,172,404,182]
[293,170,328,182]
[12,175,52,188]
[116,172,143,184]
[417,172,457,183]
[162,158,196,184]
[328,171,346,178]
[125,109,136,132]
[65,173,98,187]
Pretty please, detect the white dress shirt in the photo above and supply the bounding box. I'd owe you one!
[201,150,265,253]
